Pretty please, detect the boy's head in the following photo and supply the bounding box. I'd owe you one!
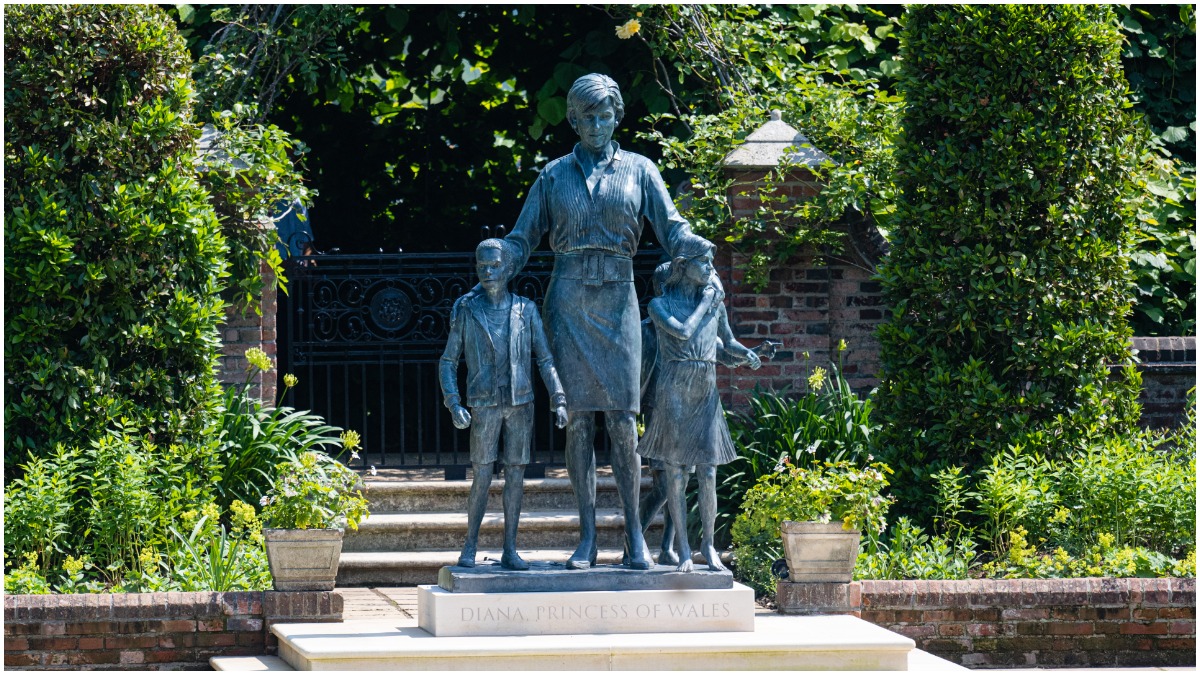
[475,238,513,290]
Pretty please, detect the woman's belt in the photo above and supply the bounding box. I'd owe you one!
[553,251,634,286]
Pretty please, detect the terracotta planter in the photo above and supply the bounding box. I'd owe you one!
[263,528,343,591]
[780,520,860,583]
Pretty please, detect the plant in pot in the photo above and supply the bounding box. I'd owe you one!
[259,446,370,591]
[732,459,892,591]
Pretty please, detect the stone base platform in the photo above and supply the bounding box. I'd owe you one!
[419,583,755,636]
[438,560,732,593]
[271,613,920,671]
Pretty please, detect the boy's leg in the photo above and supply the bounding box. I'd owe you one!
[500,403,533,570]
[460,406,502,568]
[697,464,725,571]
[664,463,693,572]
[460,461,494,567]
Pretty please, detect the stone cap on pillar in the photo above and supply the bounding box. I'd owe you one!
[722,110,832,171]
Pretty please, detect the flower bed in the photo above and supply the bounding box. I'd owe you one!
[4,591,340,670]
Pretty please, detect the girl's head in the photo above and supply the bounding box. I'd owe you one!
[666,236,715,290]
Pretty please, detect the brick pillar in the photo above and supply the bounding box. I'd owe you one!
[219,261,278,403]
[716,166,888,409]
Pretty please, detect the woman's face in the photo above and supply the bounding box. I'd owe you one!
[575,100,617,153]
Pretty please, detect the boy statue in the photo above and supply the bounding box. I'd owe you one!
[439,238,568,570]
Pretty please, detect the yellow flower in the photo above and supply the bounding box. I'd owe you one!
[283,373,298,388]
[245,347,271,372]
[837,339,848,352]
[808,366,827,392]
[63,555,86,576]
[340,429,362,452]
[615,18,640,39]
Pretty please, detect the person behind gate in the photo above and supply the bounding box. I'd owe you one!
[439,239,568,570]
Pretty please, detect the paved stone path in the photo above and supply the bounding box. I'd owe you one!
[335,587,419,624]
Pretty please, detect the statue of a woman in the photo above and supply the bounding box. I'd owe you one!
[502,74,704,570]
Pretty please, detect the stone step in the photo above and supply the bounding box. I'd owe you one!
[273,614,919,670]
[210,655,293,671]
[337,548,734,587]
[361,477,650,513]
[342,509,664,553]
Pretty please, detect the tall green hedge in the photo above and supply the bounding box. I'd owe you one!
[875,5,1143,515]
[4,5,227,461]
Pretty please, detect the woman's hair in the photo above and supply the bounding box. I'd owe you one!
[476,238,513,276]
[665,236,715,289]
[566,73,625,127]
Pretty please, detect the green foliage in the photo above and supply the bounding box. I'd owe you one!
[169,507,267,592]
[1128,143,1196,335]
[1116,5,1196,162]
[856,517,976,581]
[982,529,1194,579]
[4,5,227,461]
[3,448,78,573]
[261,451,370,531]
[4,554,52,595]
[731,460,892,595]
[875,5,1144,518]
[194,108,313,308]
[718,358,878,545]
[214,353,347,512]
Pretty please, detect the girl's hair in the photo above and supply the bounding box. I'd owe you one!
[566,74,625,127]
[665,236,715,289]
[652,261,672,296]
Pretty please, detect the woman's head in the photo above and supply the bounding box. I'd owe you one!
[567,74,624,151]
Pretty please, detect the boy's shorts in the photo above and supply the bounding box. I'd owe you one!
[469,403,533,466]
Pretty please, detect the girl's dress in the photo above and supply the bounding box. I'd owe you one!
[637,292,736,467]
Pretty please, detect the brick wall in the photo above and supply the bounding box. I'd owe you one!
[1132,336,1197,430]
[219,262,278,403]
[859,578,1195,668]
[3,591,340,670]
[716,168,888,409]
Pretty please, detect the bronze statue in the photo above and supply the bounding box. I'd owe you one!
[439,239,568,570]
[501,74,707,570]
[638,239,764,572]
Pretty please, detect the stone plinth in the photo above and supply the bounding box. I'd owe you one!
[418,583,755,637]
[777,581,861,615]
[437,561,732,593]
[273,613,917,670]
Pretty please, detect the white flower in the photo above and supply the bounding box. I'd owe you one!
[369,465,378,476]
[615,18,640,39]
[259,496,270,507]
[350,450,360,461]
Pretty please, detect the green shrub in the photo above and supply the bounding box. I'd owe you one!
[856,517,976,581]
[261,451,370,531]
[731,460,892,595]
[4,5,227,462]
[717,358,878,546]
[214,352,348,512]
[983,528,1194,579]
[875,5,1143,518]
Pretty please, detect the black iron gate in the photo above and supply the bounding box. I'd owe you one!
[278,250,663,470]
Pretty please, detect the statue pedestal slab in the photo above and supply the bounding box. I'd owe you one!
[418,581,755,636]
[270,614,928,670]
[437,561,732,593]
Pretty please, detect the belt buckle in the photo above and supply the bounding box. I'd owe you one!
[584,252,603,286]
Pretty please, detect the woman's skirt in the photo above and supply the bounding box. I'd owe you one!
[543,275,640,413]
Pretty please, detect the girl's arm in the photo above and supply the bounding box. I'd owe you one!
[650,287,720,340]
